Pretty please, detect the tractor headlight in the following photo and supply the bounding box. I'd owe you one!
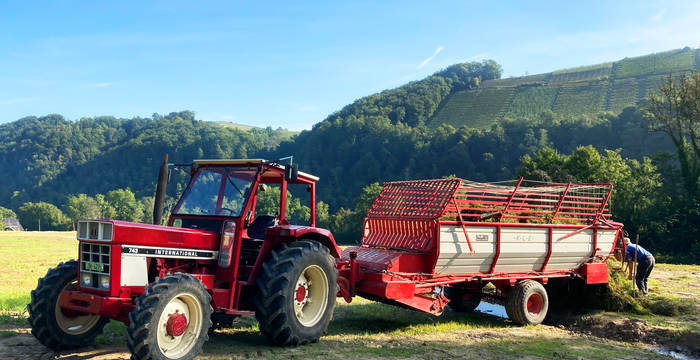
[99,275,110,289]
[81,273,92,287]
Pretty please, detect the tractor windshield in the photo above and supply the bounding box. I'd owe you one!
[174,167,256,217]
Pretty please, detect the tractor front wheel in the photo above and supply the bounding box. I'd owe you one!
[505,279,549,325]
[255,240,337,346]
[28,260,109,350]
[127,274,212,360]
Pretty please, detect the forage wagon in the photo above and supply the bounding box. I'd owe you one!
[29,156,624,359]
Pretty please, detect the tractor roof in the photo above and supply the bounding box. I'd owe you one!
[193,159,319,182]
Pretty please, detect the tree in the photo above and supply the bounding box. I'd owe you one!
[17,202,70,231]
[105,189,143,222]
[646,72,700,259]
[65,194,101,224]
[646,72,700,197]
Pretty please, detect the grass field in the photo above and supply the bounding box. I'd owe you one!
[0,231,697,359]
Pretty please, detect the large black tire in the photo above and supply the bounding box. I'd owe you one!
[127,274,213,360]
[28,260,109,350]
[254,240,337,346]
[505,279,549,325]
[445,286,482,312]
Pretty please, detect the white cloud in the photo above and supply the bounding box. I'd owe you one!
[417,46,445,69]
[87,82,113,88]
[652,9,665,22]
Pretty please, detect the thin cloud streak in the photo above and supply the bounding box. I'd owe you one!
[652,9,665,22]
[417,46,444,69]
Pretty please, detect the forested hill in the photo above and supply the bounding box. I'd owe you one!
[0,58,677,210]
[271,57,677,210]
[0,111,293,208]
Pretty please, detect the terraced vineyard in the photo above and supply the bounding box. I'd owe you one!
[552,81,608,118]
[608,78,638,113]
[429,87,514,128]
[504,85,559,119]
[615,48,694,78]
[549,63,611,83]
[428,47,698,128]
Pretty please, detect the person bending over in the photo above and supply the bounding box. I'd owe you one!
[624,237,655,296]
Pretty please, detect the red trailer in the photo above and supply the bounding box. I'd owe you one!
[28,158,623,360]
[336,178,622,323]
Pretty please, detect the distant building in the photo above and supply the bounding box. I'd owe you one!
[3,218,24,231]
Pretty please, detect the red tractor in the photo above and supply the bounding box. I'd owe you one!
[29,157,624,360]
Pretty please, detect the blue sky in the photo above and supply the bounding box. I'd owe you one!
[1,1,698,131]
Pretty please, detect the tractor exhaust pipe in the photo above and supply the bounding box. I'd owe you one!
[153,153,169,225]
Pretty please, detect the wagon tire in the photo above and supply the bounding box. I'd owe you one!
[255,240,337,346]
[127,273,212,360]
[445,286,482,312]
[505,279,548,325]
[28,260,109,350]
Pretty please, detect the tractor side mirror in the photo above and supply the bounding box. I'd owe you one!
[284,164,298,182]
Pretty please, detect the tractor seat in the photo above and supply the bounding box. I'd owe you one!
[246,215,278,239]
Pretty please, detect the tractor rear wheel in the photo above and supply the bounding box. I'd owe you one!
[445,286,482,312]
[254,240,337,346]
[127,274,212,360]
[28,260,109,350]
[505,279,549,325]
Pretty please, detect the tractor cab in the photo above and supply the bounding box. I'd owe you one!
[168,159,319,237]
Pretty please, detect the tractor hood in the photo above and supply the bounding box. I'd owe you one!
[77,219,219,251]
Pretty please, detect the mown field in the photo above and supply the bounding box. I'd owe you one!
[0,232,698,359]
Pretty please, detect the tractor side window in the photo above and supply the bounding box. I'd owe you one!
[254,185,281,218]
[176,170,222,215]
[254,184,311,225]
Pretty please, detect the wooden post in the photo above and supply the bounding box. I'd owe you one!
[632,234,639,292]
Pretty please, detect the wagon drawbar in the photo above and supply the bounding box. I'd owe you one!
[335,177,623,324]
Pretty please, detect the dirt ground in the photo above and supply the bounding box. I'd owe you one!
[1,306,693,360]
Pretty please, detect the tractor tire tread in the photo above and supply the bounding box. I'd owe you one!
[28,260,109,350]
[254,240,337,346]
[126,273,213,360]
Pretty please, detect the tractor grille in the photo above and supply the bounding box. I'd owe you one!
[80,242,111,290]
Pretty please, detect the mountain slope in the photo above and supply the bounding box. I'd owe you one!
[429,47,699,129]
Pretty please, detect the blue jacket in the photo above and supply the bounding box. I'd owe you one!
[626,244,652,262]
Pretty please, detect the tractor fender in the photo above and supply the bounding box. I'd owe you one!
[247,225,341,284]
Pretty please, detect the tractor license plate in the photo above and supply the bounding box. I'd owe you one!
[85,261,104,272]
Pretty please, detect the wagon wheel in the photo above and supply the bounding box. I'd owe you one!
[28,260,109,350]
[255,240,338,346]
[505,279,549,325]
[445,285,482,312]
[127,273,213,360]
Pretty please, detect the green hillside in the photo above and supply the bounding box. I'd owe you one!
[429,47,699,129]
